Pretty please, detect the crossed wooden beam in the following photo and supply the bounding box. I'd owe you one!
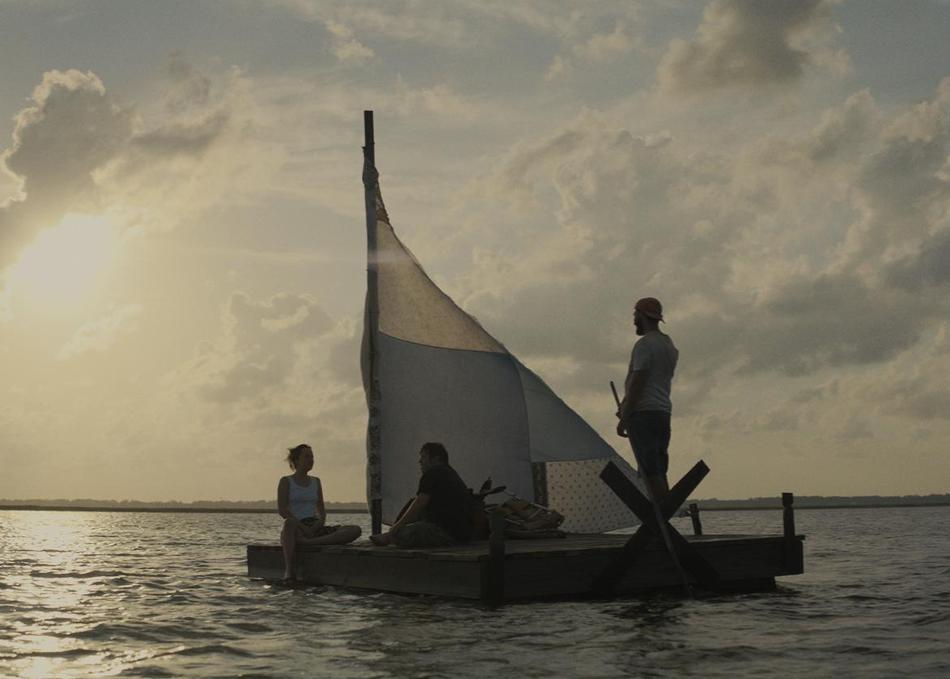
[593,460,719,595]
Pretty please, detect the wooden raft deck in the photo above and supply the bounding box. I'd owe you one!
[246,532,805,601]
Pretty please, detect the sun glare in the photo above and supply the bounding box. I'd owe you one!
[7,213,120,306]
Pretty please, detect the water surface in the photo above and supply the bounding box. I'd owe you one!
[1,507,947,677]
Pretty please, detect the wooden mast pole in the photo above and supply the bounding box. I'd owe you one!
[363,110,383,535]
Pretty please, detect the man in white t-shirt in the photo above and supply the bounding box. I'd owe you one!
[617,297,679,501]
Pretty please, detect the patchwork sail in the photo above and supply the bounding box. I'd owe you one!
[361,117,642,533]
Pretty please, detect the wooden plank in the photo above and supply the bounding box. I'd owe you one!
[248,532,803,601]
[597,463,719,591]
[590,527,652,595]
[663,461,710,518]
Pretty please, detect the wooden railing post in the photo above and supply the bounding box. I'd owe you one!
[484,509,506,605]
[782,492,795,539]
[782,492,800,570]
[689,503,703,536]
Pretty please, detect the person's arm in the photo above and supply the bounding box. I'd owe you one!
[390,493,429,533]
[618,342,651,436]
[617,370,648,436]
[371,493,430,545]
[277,477,296,523]
[314,478,326,528]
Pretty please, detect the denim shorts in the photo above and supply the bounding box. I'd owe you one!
[627,410,671,477]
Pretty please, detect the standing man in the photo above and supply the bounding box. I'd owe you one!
[617,297,679,502]
[370,442,474,548]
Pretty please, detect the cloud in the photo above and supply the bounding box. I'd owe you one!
[1,61,258,292]
[657,0,842,93]
[572,23,636,64]
[545,22,639,82]
[0,70,132,273]
[4,70,131,206]
[447,78,950,434]
[179,291,334,404]
[164,290,368,486]
[886,229,950,292]
[842,83,950,267]
[326,20,374,63]
[735,272,924,375]
[274,0,470,49]
[57,304,143,359]
[165,51,212,112]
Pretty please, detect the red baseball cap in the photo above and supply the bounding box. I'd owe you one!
[634,297,663,321]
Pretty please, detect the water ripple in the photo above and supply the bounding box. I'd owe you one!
[1,507,948,678]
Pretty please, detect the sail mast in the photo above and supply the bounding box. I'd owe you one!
[363,110,383,535]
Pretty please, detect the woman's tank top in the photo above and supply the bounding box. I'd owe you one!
[287,476,320,520]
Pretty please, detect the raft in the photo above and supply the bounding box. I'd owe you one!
[247,530,804,601]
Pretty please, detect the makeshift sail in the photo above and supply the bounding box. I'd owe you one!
[361,113,642,533]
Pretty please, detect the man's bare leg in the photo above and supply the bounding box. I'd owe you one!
[297,525,362,546]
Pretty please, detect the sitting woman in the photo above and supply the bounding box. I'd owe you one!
[278,444,361,581]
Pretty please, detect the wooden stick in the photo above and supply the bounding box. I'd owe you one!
[610,381,692,596]
[689,503,703,536]
[363,110,383,536]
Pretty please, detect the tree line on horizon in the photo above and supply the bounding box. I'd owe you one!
[1,494,949,510]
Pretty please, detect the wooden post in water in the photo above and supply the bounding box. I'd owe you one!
[484,509,506,605]
[782,492,796,567]
[689,502,703,536]
[782,492,795,538]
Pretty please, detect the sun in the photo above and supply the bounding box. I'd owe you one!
[6,213,120,306]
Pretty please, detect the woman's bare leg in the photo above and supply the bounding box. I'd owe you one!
[280,518,297,580]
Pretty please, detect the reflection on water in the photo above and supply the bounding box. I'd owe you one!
[1,507,948,678]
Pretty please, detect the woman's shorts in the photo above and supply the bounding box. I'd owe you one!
[627,410,671,477]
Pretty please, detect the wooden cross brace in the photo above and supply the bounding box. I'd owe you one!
[592,460,719,595]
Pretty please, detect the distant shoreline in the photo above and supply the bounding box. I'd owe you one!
[0,505,363,514]
[1,501,948,514]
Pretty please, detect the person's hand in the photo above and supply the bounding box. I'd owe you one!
[616,419,628,438]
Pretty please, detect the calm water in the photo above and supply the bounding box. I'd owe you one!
[0,506,947,678]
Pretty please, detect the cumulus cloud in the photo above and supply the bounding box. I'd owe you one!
[179,291,334,404]
[657,0,842,93]
[0,70,132,273]
[446,79,950,445]
[1,61,255,295]
[57,304,143,359]
[573,23,636,64]
[165,52,212,113]
[165,290,368,479]
[326,20,374,63]
[546,22,638,81]
[843,82,950,268]
[4,71,131,206]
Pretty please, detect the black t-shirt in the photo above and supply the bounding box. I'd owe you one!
[417,464,473,543]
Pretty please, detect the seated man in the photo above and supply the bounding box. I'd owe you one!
[370,442,474,548]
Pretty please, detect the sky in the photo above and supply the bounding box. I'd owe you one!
[1,0,949,504]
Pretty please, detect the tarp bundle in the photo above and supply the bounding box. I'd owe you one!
[361,158,642,533]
